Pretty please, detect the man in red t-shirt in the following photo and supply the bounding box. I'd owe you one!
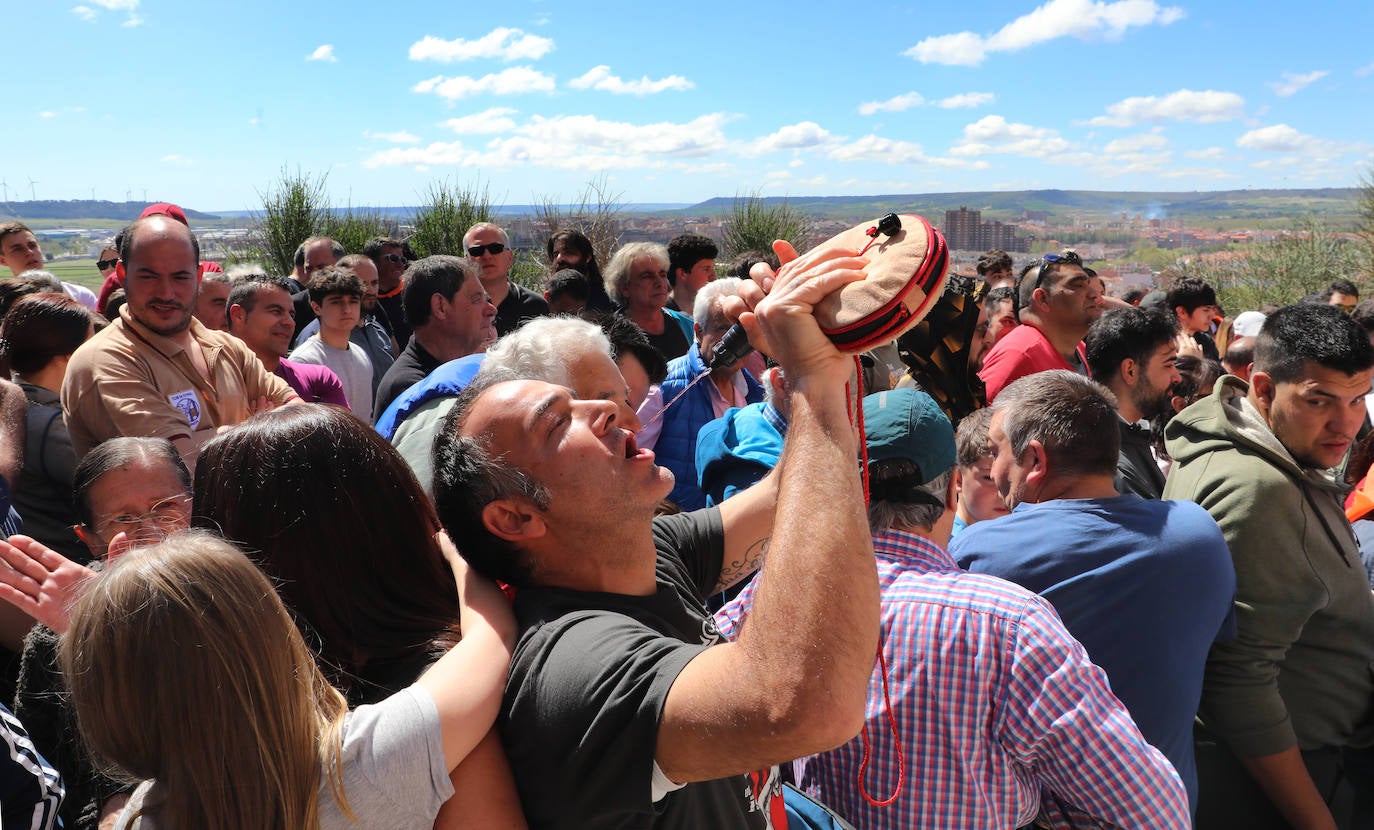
[979,252,1102,401]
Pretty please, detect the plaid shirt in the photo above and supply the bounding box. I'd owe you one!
[715,529,1189,829]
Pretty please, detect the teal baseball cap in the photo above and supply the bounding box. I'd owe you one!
[861,388,956,485]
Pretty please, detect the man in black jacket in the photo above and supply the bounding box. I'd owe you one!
[1085,306,1181,499]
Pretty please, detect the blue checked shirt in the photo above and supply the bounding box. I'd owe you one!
[715,529,1189,829]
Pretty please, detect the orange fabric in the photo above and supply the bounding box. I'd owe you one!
[1346,475,1374,523]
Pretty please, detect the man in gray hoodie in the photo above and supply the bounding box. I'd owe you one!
[1164,302,1374,830]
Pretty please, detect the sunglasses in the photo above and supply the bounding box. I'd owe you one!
[97,258,119,270]
[467,242,506,257]
[381,253,406,264]
[1030,251,1083,292]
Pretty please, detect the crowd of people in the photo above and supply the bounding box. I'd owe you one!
[0,205,1371,830]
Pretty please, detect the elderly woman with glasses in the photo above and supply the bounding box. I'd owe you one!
[1,437,192,830]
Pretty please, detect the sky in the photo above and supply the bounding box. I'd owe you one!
[7,0,1374,213]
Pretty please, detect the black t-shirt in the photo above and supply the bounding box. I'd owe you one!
[645,310,692,362]
[495,283,550,336]
[501,509,783,829]
[373,337,443,422]
[376,292,412,348]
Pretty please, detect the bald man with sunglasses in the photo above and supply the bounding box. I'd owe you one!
[978,251,1104,402]
[463,222,548,336]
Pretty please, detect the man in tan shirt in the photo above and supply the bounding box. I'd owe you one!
[62,215,298,468]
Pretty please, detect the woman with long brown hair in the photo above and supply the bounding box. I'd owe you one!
[61,529,512,829]
[191,404,524,827]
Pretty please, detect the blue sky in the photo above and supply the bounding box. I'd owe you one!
[9,0,1374,212]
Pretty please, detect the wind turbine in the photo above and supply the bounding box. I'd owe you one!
[27,178,38,201]
[0,179,7,203]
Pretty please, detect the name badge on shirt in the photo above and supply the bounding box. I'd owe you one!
[169,389,202,429]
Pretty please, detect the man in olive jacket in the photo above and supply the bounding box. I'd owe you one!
[1163,302,1374,830]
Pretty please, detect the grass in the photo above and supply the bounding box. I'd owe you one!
[40,259,106,291]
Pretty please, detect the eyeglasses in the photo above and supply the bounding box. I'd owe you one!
[1030,251,1083,292]
[467,242,506,257]
[94,495,192,535]
[97,258,119,270]
[381,253,406,264]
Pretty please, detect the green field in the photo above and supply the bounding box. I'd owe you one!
[41,259,106,291]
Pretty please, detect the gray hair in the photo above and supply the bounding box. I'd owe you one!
[478,316,613,388]
[692,277,744,328]
[201,270,230,286]
[762,365,788,409]
[462,222,509,249]
[867,460,952,533]
[990,370,1120,479]
[224,262,270,281]
[293,236,344,269]
[603,242,668,304]
[15,270,63,292]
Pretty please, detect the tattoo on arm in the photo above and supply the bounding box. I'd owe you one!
[715,536,769,594]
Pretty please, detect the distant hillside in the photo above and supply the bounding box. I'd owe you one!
[1,189,1360,227]
[684,189,1362,223]
[209,203,695,220]
[0,200,221,222]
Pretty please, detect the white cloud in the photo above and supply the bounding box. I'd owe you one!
[1357,62,1374,78]
[859,91,992,115]
[1236,124,1316,153]
[307,45,337,63]
[951,115,1073,158]
[1268,70,1328,97]
[39,111,56,119]
[363,130,420,144]
[789,159,804,168]
[568,65,693,95]
[412,67,556,100]
[746,122,836,155]
[439,108,519,134]
[859,92,924,115]
[1185,146,1228,160]
[1102,131,1168,154]
[907,31,985,67]
[906,0,1184,66]
[364,141,469,169]
[248,116,261,127]
[365,113,732,171]
[1085,89,1245,127]
[936,92,995,109]
[1235,124,1367,166]
[409,29,554,62]
[827,135,989,169]
[1094,130,1172,175]
[72,0,139,24]
[161,154,193,166]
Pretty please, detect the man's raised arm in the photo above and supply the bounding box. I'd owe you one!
[655,241,881,783]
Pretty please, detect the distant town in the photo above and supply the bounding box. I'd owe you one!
[9,187,1362,297]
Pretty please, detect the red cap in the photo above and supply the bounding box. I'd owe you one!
[140,202,189,225]
[199,260,223,273]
